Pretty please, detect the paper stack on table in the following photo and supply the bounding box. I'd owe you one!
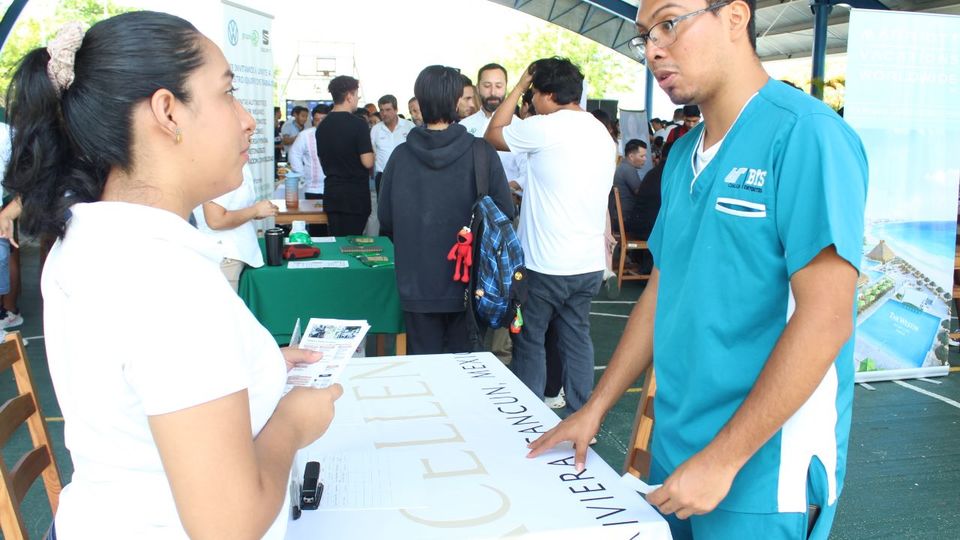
[284,318,370,393]
[287,260,349,269]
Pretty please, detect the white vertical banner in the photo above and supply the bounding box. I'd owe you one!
[845,9,960,382]
[618,109,652,177]
[220,1,275,201]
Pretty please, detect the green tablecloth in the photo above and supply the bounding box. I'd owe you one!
[239,236,403,344]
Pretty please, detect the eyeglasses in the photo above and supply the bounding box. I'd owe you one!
[629,1,733,64]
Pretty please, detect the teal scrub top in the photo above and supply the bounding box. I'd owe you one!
[648,79,868,513]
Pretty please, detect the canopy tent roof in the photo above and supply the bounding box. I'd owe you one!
[867,240,897,263]
[490,0,960,62]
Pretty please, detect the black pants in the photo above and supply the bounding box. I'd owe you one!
[327,212,368,237]
[375,172,383,197]
[303,193,327,236]
[403,311,469,355]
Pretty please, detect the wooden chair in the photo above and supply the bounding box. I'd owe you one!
[623,363,657,480]
[611,187,651,290]
[0,331,62,539]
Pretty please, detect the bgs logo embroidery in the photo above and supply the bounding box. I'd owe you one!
[744,168,767,188]
[724,167,767,193]
[724,167,748,184]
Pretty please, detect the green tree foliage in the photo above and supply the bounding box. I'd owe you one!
[0,0,132,105]
[782,74,845,112]
[497,25,634,99]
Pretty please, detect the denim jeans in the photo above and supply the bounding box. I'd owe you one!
[0,238,10,296]
[510,269,602,414]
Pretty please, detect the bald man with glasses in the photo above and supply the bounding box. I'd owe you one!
[528,2,869,539]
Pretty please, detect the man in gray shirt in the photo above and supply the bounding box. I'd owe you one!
[612,139,648,220]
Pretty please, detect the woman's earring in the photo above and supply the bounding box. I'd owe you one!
[175,128,183,145]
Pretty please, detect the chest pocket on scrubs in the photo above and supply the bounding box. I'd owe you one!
[715,197,767,218]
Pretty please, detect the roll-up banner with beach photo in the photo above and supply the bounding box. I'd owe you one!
[845,9,960,382]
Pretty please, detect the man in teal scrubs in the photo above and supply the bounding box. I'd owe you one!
[528,1,868,539]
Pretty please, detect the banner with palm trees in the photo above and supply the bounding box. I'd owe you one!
[845,9,959,382]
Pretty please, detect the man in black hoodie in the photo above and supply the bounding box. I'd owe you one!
[379,65,514,355]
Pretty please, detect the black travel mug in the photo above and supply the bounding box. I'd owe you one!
[265,227,284,266]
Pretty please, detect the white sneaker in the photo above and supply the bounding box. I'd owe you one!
[0,311,23,329]
[544,388,566,409]
[603,273,620,299]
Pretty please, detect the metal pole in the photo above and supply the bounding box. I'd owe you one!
[0,0,30,53]
[809,0,833,100]
[645,68,654,124]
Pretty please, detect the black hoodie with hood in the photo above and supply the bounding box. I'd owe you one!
[379,123,514,313]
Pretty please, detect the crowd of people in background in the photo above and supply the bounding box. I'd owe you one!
[265,58,685,416]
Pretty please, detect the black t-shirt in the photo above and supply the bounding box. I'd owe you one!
[315,111,373,215]
[316,111,372,180]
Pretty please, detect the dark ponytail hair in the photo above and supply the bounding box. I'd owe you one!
[3,11,206,238]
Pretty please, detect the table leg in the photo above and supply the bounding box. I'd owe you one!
[395,333,407,356]
[376,334,386,356]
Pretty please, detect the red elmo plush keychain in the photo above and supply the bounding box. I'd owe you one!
[447,227,473,283]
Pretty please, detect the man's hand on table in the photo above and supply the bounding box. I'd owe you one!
[645,447,739,519]
[281,346,322,372]
[526,405,603,473]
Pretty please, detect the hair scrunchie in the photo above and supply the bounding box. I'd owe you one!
[46,22,86,96]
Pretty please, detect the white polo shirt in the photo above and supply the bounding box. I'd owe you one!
[193,165,265,268]
[502,109,615,275]
[370,118,415,174]
[44,201,289,539]
[460,109,522,182]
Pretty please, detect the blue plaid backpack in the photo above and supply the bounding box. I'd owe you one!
[467,139,527,330]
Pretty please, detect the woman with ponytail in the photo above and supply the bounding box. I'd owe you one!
[3,12,340,538]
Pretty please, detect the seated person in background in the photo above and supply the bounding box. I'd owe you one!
[4,13,340,538]
[379,65,513,355]
[194,165,278,292]
[629,140,673,244]
[610,138,647,231]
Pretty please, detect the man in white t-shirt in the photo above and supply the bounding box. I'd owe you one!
[371,94,415,194]
[485,58,615,414]
[289,104,329,200]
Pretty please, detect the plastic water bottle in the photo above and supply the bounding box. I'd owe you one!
[285,171,301,209]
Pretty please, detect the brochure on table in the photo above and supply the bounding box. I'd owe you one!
[286,352,671,540]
